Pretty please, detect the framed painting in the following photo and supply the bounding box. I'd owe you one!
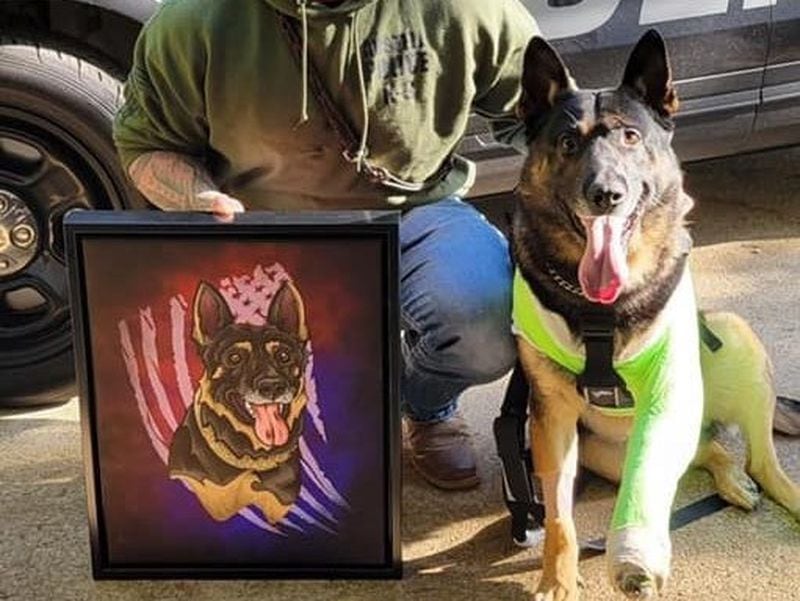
[64,210,400,579]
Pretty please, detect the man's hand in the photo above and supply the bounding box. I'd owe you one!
[128,151,245,221]
[196,191,245,222]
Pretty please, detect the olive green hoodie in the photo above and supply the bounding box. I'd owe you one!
[113,0,539,209]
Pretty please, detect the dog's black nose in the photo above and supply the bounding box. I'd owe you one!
[255,377,285,398]
[585,180,625,211]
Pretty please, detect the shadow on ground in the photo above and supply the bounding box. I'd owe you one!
[2,147,800,600]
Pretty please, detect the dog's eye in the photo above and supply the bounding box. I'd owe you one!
[275,346,293,365]
[224,350,244,367]
[557,132,580,155]
[623,128,642,146]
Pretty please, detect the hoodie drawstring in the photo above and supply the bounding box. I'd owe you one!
[350,10,370,173]
[295,0,310,126]
[283,2,431,191]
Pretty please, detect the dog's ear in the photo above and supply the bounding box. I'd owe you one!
[622,29,679,118]
[518,36,574,123]
[268,281,308,342]
[192,282,234,347]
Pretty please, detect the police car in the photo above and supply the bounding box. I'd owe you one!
[0,0,798,405]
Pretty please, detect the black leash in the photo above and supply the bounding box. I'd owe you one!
[496,289,799,547]
[496,361,735,552]
[499,381,799,555]
[580,494,732,559]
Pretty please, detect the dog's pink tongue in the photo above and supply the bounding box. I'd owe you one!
[253,404,289,447]
[578,215,629,304]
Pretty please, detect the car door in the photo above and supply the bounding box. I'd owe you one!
[751,1,800,150]
[466,0,771,199]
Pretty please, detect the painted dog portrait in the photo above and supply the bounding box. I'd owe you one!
[168,280,309,525]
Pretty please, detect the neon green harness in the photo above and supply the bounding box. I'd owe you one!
[512,269,704,533]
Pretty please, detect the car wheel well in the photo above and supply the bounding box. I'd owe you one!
[0,0,143,78]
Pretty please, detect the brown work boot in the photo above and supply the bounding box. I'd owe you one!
[403,413,480,490]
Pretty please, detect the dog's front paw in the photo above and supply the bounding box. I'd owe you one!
[613,561,658,599]
[534,572,584,601]
[536,519,582,601]
[534,580,582,601]
[607,527,670,599]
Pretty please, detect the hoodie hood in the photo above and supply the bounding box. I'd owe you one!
[265,0,376,19]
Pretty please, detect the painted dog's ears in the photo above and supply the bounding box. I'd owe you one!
[193,281,234,347]
[268,281,308,342]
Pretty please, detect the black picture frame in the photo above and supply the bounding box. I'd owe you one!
[64,210,401,580]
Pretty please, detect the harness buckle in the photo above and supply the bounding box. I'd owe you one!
[577,311,636,410]
[582,385,633,409]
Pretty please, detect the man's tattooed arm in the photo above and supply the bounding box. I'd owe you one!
[128,151,244,218]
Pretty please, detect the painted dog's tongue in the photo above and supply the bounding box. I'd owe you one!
[253,404,289,447]
[578,215,629,304]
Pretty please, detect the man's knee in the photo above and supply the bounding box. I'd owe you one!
[400,197,515,384]
[457,316,517,383]
[417,288,516,384]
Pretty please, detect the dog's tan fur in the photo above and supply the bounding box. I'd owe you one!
[174,470,293,523]
[514,33,800,600]
[168,280,309,525]
[522,297,800,601]
[173,374,306,523]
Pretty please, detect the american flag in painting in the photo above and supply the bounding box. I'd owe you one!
[116,263,349,537]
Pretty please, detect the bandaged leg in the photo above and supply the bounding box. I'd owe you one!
[607,374,703,598]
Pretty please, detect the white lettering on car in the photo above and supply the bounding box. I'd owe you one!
[742,0,777,8]
[526,0,780,40]
[640,0,730,25]
[525,0,622,40]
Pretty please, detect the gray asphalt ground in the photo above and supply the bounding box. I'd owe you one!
[2,148,799,600]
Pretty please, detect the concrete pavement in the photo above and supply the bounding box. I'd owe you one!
[1,148,799,600]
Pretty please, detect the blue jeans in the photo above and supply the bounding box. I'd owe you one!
[400,197,516,422]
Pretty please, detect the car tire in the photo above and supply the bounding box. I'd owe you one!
[0,45,145,408]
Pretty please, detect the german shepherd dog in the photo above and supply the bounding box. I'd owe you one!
[512,31,800,599]
[168,280,309,524]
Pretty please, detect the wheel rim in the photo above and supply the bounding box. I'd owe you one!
[0,110,123,368]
